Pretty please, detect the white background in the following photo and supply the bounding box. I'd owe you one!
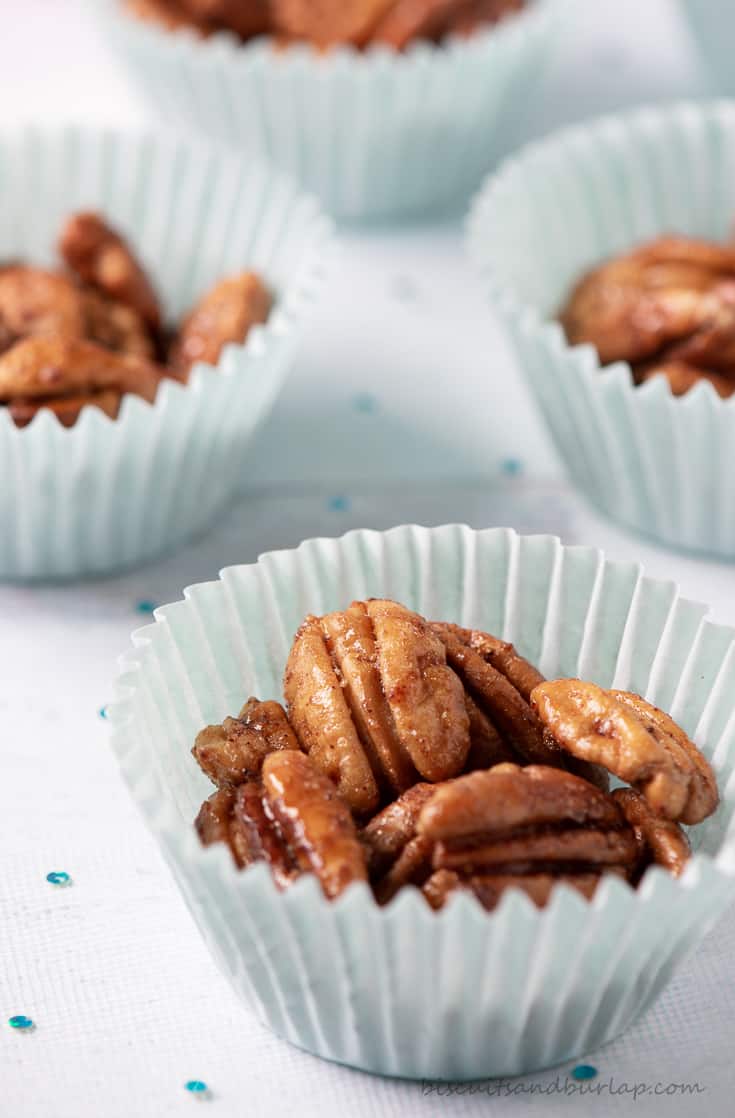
[2,2,735,1116]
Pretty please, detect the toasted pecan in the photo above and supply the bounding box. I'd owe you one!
[193,697,300,787]
[532,680,718,824]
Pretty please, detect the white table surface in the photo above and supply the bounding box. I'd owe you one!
[3,2,735,1116]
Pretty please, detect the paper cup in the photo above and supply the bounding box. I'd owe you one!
[0,123,333,580]
[108,524,735,1080]
[92,0,566,222]
[468,101,735,558]
[681,1,735,94]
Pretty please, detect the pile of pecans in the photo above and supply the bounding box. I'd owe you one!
[193,599,719,911]
[125,0,525,50]
[0,211,271,426]
[560,234,735,399]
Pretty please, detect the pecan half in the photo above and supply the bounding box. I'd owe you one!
[196,751,368,898]
[284,600,470,814]
[559,234,735,395]
[272,0,395,47]
[0,336,168,426]
[415,763,636,910]
[193,697,300,787]
[612,787,691,880]
[169,272,272,376]
[59,211,161,332]
[124,0,213,33]
[432,624,566,767]
[531,680,718,825]
[0,266,86,352]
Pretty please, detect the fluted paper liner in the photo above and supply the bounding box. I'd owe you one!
[0,124,333,579]
[109,525,735,1079]
[92,0,566,221]
[468,101,735,557]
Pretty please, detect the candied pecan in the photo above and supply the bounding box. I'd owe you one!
[180,0,271,37]
[432,624,564,767]
[443,0,525,36]
[272,0,395,47]
[169,273,272,376]
[196,751,368,897]
[196,787,236,849]
[0,266,86,352]
[612,788,691,880]
[262,750,368,898]
[81,289,156,359]
[638,360,735,399]
[424,870,609,911]
[531,680,718,825]
[0,336,168,426]
[559,234,735,393]
[417,764,636,901]
[361,782,437,876]
[59,211,161,332]
[416,764,633,910]
[193,697,300,788]
[439,625,608,788]
[373,834,434,903]
[370,0,469,49]
[284,600,470,814]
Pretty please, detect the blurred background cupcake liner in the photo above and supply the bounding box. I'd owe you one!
[468,101,735,559]
[0,123,333,580]
[680,0,735,95]
[109,524,735,1080]
[92,0,568,223]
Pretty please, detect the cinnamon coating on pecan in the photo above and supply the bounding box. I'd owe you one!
[611,787,691,880]
[262,750,369,898]
[0,267,86,352]
[0,336,168,426]
[531,680,718,825]
[361,782,437,876]
[124,0,213,33]
[197,751,368,897]
[272,0,394,47]
[193,697,301,787]
[416,764,635,910]
[169,272,272,376]
[284,600,470,814]
[59,211,161,332]
[559,234,735,396]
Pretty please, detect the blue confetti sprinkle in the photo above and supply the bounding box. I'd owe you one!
[185,1081,209,1095]
[8,1016,34,1031]
[501,457,523,477]
[353,393,378,415]
[99,706,108,720]
[135,600,157,615]
[46,871,71,887]
[328,495,351,513]
[572,1065,598,1081]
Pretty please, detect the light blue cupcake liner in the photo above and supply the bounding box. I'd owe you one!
[91,0,567,222]
[468,101,735,558]
[680,0,735,94]
[0,124,333,580]
[109,524,735,1080]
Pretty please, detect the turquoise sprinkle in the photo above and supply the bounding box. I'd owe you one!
[572,1065,598,1081]
[99,706,108,720]
[8,1016,34,1031]
[185,1081,208,1094]
[501,457,523,477]
[135,600,157,615]
[353,393,378,415]
[328,495,351,513]
[46,871,71,886]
